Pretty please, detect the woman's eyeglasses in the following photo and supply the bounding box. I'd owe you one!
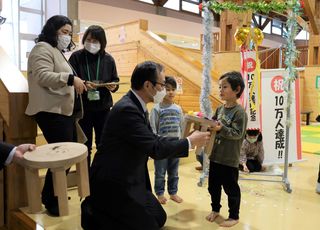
[0,16,6,25]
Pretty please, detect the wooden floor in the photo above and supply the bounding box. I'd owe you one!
[20,152,320,230]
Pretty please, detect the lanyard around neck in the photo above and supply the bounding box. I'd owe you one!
[85,54,101,81]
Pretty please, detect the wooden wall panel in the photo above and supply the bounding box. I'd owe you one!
[105,20,148,46]
[212,52,241,74]
[302,66,320,121]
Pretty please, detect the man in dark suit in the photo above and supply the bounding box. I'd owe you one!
[81,61,210,230]
[0,141,36,170]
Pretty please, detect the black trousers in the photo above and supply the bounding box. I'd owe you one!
[83,176,166,230]
[35,112,77,205]
[78,109,109,168]
[239,159,262,172]
[208,162,240,220]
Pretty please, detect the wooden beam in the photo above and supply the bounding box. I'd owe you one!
[159,0,168,6]
[261,18,271,30]
[304,0,319,35]
[152,0,168,7]
[296,15,310,32]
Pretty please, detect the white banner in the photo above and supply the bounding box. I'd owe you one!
[240,51,261,130]
[261,69,302,164]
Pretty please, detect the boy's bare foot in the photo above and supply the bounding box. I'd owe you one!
[261,165,267,172]
[170,194,183,203]
[219,218,239,227]
[206,211,219,222]
[157,195,167,204]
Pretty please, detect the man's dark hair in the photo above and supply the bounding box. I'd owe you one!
[131,61,163,90]
[82,25,107,54]
[165,76,177,89]
[35,15,74,50]
[219,71,245,98]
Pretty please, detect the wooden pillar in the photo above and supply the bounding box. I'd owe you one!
[219,10,252,51]
[308,34,320,65]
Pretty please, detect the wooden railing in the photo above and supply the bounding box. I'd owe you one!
[259,45,308,69]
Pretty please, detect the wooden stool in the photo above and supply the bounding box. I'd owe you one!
[301,110,313,125]
[182,114,216,155]
[21,142,90,216]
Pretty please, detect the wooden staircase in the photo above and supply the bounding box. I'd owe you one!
[105,20,230,113]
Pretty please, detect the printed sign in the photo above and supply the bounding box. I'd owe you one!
[261,69,302,164]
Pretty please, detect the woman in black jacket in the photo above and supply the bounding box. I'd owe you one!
[69,25,119,168]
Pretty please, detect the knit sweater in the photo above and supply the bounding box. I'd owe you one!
[149,103,183,138]
[210,104,248,168]
[240,140,264,164]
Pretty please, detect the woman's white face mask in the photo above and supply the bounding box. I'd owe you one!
[57,34,71,51]
[247,136,258,144]
[84,41,101,54]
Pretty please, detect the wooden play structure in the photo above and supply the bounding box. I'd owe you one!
[0,46,37,229]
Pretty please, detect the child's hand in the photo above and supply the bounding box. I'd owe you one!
[243,164,249,173]
[212,120,222,131]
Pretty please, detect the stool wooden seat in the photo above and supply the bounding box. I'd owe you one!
[21,142,90,216]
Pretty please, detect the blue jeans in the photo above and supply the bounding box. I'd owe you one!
[154,158,180,196]
[196,151,204,166]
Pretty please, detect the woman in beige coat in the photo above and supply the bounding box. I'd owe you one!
[25,15,86,216]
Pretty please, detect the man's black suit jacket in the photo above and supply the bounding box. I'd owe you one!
[0,142,14,170]
[88,90,189,228]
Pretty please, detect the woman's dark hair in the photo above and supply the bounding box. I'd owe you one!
[246,129,263,142]
[131,61,163,90]
[219,71,245,98]
[35,15,74,50]
[82,25,107,53]
[165,76,177,89]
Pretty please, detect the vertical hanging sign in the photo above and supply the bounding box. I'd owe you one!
[240,50,261,130]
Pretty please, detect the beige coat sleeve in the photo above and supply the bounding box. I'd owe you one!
[29,43,70,89]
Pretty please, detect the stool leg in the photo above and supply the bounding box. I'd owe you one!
[204,131,216,155]
[52,168,69,216]
[306,113,310,125]
[25,168,42,213]
[76,159,90,197]
[195,125,209,155]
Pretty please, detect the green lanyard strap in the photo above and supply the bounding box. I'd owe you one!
[85,54,101,81]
